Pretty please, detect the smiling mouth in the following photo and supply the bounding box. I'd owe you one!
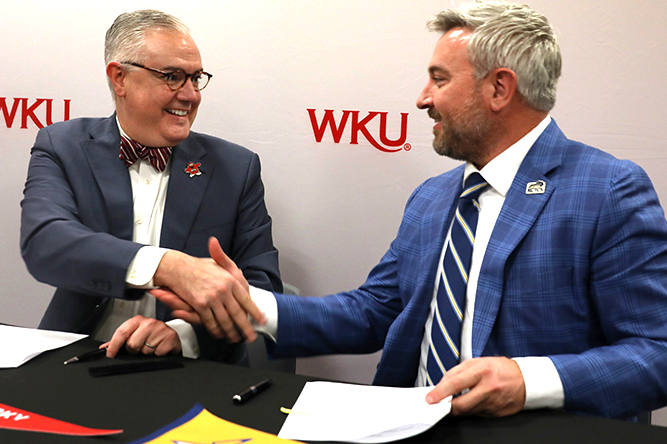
[166,109,188,117]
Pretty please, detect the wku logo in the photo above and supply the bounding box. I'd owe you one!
[1,97,71,129]
[307,109,410,153]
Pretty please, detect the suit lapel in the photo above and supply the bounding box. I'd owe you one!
[425,169,463,266]
[401,168,463,343]
[81,115,134,240]
[420,168,465,280]
[471,120,566,357]
[82,121,213,251]
[160,134,213,251]
[414,168,463,318]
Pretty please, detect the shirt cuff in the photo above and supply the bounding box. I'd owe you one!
[249,286,278,342]
[126,246,170,288]
[513,356,565,410]
[166,319,200,359]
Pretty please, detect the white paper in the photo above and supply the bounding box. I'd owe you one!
[278,381,451,443]
[0,325,87,368]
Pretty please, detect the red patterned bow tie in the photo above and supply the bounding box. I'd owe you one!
[119,135,172,172]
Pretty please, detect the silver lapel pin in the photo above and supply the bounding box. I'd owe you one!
[525,180,546,195]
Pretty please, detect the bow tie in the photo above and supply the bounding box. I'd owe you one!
[119,135,172,172]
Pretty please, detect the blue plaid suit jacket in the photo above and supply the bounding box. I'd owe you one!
[273,120,667,418]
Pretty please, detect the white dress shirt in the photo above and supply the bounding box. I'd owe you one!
[252,115,564,410]
[91,120,200,358]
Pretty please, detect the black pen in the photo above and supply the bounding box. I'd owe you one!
[64,347,108,365]
[233,379,273,404]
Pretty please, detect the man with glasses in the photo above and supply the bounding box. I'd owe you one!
[20,10,279,363]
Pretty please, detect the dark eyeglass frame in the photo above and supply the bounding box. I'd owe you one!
[121,61,213,91]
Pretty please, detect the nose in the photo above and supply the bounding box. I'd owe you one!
[416,82,433,110]
[176,77,200,102]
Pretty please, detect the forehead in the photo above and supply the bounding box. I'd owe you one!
[428,28,474,75]
[142,29,202,69]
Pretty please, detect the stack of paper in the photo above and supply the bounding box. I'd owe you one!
[278,381,451,443]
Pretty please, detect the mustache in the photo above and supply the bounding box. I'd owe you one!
[427,108,440,121]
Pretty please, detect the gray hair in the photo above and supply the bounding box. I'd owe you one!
[428,1,561,112]
[104,9,190,100]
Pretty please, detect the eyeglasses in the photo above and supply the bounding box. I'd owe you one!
[122,62,213,91]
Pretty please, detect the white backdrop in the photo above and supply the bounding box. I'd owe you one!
[2,0,667,422]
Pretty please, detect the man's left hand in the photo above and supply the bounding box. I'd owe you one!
[426,356,526,417]
[102,315,182,358]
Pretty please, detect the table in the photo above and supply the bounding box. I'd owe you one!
[2,338,667,443]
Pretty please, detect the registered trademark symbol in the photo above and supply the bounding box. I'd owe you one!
[404,143,412,151]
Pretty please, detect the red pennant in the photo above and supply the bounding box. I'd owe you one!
[0,403,122,436]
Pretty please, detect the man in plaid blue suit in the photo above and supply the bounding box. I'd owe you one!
[159,1,667,419]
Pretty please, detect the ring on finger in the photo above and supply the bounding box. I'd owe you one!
[144,342,156,349]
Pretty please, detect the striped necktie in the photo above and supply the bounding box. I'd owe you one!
[119,135,172,172]
[426,172,488,385]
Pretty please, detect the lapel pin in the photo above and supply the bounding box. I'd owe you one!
[525,180,546,195]
[185,162,202,178]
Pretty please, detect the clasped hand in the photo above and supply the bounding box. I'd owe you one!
[150,237,264,342]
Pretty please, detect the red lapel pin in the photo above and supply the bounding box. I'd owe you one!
[185,162,202,177]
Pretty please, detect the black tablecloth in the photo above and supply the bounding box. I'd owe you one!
[2,338,667,443]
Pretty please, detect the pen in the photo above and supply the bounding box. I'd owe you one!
[233,379,272,404]
[64,347,108,365]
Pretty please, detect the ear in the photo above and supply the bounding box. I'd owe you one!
[106,62,127,98]
[486,68,517,112]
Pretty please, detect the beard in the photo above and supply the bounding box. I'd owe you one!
[429,93,498,165]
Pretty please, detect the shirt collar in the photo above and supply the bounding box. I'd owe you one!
[464,115,551,197]
[116,115,130,140]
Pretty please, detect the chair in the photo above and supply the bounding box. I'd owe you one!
[245,282,300,373]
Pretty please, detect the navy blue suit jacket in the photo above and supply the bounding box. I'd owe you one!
[21,114,282,362]
[271,120,667,418]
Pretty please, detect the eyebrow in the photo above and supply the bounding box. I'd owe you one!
[160,65,204,73]
[428,65,450,77]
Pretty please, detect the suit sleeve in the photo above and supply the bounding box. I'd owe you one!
[270,249,404,357]
[550,161,667,418]
[20,126,142,299]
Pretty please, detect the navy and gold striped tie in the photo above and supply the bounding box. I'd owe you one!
[426,172,488,385]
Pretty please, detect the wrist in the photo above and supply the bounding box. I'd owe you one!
[154,250,187,288]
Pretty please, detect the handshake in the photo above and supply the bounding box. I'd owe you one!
[150,237,265,343]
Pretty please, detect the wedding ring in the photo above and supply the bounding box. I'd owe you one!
[144,342,156,349]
